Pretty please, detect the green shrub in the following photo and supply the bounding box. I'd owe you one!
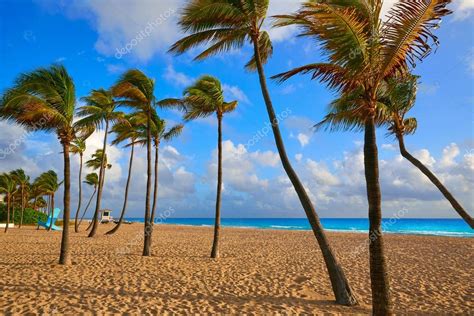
[0,203,47,225]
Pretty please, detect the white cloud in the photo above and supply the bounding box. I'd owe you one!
[297,133,310,147]
[453,0,474,21]
[439,143,460,168]
[222,84,250,104]
[163,64,194,87]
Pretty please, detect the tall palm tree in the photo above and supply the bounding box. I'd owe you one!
[316,74,474,229]
[105,114,141,235]
[161,75,233,258]
[111,69,155,256]
[75,89,124,237]
[10,169,30,228]
[70,137,87,233]
[78,173,99,229]
[133,109,184,229]
[0,173,17,232]
[169,0,357,304]
[0,65,77,264]
[272,1,451,313]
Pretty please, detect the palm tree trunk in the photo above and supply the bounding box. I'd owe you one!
[397,134,474,228]
[143,104,153,256]
[4,195,10,233]
[59,140,71,265]
[364,116,391,314]
[12,200,15,226]
[252,36,357,306]
[79,189,96,229]
[89,120,109,238]
[150,140,159,225]
[211,114,223,259]
[74,153,84,233]
[106,143,135,235]
[19,185,25,228]
[37,195,49,230]
[48,193,55,231]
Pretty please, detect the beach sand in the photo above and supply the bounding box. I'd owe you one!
[0,224,472,314]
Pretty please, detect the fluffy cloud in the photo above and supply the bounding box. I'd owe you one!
[222,84,250,104]
[453,0,474,21]
[163,64,194,87]
[36,0,311,63]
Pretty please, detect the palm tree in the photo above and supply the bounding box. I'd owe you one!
[316,74,474,229]
[105,114,141,235]
[272,1,451,313]
[35,170,62,231]
[111,69,155,256]
[75,88,124,237]
[78,173,99,229]
[169,0,357,305]
[133,109,184,229]
[70,137,87,233]
[0,65,77,264]
[161,75,233,258]
[10,169,30,228]
[0,173,17,232]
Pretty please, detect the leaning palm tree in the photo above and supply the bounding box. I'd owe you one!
[75,89,124,237]
[0,173,17,232]
[70,137,87,233]
[316,74,474,229]
[272,1,451,313]
[78,173,99,229]
[169,0,357,305]
[105,114,141,235]
[161,75,233,258]
[111,69,156,256]
[0,65,77,264]
[11,169,30,228]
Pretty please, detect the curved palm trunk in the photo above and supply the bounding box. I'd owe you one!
[150,140,159,225]
[47,193,55,231]
[19,185,25,228]
[4,195,10,233]
[59,141,71,265]
[74,153,84,233]
[143,105,153,256]
[106,143,135,235]
[211,114,223,259]
[88,120,110,238]
[252,37,357,305]
[79,188,97,229]
[397,134,474,229]
[364,116,391,314]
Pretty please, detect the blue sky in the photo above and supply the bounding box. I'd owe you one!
[0,0,473,219]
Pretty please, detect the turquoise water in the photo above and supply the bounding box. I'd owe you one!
[125,218,473,237]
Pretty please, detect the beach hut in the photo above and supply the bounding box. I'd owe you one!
[100,209,113,223]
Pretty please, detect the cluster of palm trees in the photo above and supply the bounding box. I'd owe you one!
[0,0,470,313]
[0,169,61,232]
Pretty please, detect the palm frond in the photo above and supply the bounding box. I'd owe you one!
[380,0,451,78]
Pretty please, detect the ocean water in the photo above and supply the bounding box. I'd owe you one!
[125,217,473,237]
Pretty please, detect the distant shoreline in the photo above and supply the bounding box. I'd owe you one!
[84,217,474,238]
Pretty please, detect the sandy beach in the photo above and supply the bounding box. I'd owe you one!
[0,224,472,314]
